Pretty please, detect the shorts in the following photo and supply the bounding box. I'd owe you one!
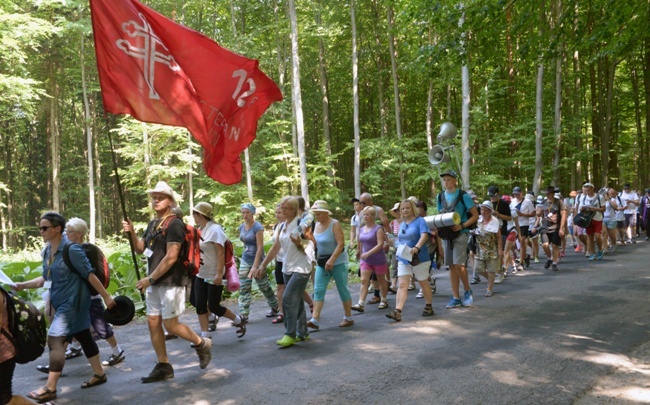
[541,231,562,246]
[443,232,469,266]
[624,213,636,227]
[617,220,625,229]
[397,260,431,281]
[605,220,618,230]
[275,261,285,285]
[360,263,388,275]
[146,285,186,320]
[574,225,585,236]
[519,226,529,237]
[586,219,603,235]
[506,231,518,243]
[474,257,499,274]
[89,297,114,340]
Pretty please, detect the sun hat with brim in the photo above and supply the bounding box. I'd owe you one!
[147,181,178,207]
[192,202,213,220]
[544,186,556,194]
[311,200,332,214]
[391,202,401,211]
[479,200,493,211]
[104,296,135,326]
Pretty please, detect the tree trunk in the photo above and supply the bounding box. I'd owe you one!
[387,4,406,199]
[81,35,96,243]
[533,0,545,195]
[288,0,309,204]
[316,6,333,181]
[552,0,562,187]
[601,58,616,186]
[643,28,650,186]
[460,8,471,189]
[49,62,60,212]
[351,0,360,197]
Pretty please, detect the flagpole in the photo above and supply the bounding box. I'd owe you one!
[107,129,145,301]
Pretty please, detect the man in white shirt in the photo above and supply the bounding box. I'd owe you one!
[512,187,535,268]
[576,182,606,260]
[619,183,640,244]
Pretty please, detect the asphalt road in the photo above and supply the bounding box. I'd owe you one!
[12,240,650,404]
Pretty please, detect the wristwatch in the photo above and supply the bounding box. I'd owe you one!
[148,276,155,285]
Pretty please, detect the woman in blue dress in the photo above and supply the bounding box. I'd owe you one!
[14,212,115,403]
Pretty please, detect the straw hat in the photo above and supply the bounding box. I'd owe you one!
[311,200,332,215]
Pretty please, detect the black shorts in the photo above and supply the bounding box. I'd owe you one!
[541,230,562,246]
[275,261,285,285]
[617,220,625,229]
[519,226,529,237]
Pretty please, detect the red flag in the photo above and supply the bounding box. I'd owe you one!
[90,0,283,185]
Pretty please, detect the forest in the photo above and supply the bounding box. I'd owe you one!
[1,0,649,251]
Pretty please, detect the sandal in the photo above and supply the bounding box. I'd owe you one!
[232,317,248,338]
[27,386,57,403]
[272,314,284,324]
[368,296,381,305]
[81,373,107,389]
[266,307,280,317]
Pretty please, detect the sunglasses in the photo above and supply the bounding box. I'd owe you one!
[360,201,367,205]
[39,226,54,232]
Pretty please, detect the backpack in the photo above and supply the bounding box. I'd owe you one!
[63,243,109,296]
[436,189,476,239]
[0,286,47,364]
[161,216,203,277]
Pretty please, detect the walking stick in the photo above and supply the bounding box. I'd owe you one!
[107,129,145,301]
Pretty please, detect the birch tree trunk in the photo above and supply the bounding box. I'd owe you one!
[351,0,360,197]
[49,62,60,212]
[460,8,471,189]
[288,0,309,205]
[601,58,616,186]
[316,6,333,182]
[533,1,546,195]
[552,0,563,187]
[80,35,96,242]
[387,4,406,199]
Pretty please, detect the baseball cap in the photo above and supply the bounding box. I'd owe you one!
[512,186,522,194]
[487,186,499,197]
[623,183,631,189]
[439,170,458,179]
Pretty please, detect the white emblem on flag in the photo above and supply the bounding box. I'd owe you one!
[116,13,180,100]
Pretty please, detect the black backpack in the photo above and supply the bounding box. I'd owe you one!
[63,243,110,296]
[1,286,47,364]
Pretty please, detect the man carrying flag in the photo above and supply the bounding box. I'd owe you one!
[90,0,283,185]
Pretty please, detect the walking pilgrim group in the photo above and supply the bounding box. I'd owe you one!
[2,176,649,404]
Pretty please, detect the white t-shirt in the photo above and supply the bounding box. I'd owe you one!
[350,213,360,240]
[514,197,536,227]
[577,193,606,222]
[279,218,314,275]
[507,200,520,232]
[198,221,228,280]
[272,223,286,262]
[619,191,639,215]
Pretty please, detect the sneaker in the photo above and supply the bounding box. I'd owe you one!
[516,264,524,272]
[65,347,83,360]
[339,319,354,327]
[386,309,402,321]
[164,332,178,341]
[544,259,552,269]
[485,291,493,297]
[141,363,174,383]
[351,303,365,312]
[470,275,480,284]
[631,239,637,244]
[524,255,530,267]
[307,318,320,330]
[102,350,125,366]
[276,335,296,347]
[588,254,596,261]
[494,274,503,284]
[446,298,462,309]
[407,283,415,291]
[462,290,473,307]
[378,301,388,309]
[560,251,565,257]
[295,334,310,342]
[192,338,212,369]
[421,305,434,316]
[534,257,540,263]
[416,289,424,299]
[428,276,436,289]
[552,264,558,271]
[574,245,583,253]
[596,250,604,260]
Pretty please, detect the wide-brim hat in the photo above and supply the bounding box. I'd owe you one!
[192,202,213,219]
[104,296,135,326]
[311,200,332,215]
[544,186,556,194]
[146,181,178,207]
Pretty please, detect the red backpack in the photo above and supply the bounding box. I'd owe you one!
[161,216,203,276]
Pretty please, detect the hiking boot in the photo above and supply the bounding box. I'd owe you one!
[102,350,125,366]
[141,363,174,383]
[192,338,212,369]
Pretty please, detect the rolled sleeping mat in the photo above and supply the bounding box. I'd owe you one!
[424,212,461,230]
[224,261,240,292]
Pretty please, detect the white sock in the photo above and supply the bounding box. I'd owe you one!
[70,341,82,350]
[112,345,122,356]
[358,300,364,306]
[234,315,242,324]
[201,331,211,338]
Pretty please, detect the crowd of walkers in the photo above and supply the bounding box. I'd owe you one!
[2,178,649,404]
